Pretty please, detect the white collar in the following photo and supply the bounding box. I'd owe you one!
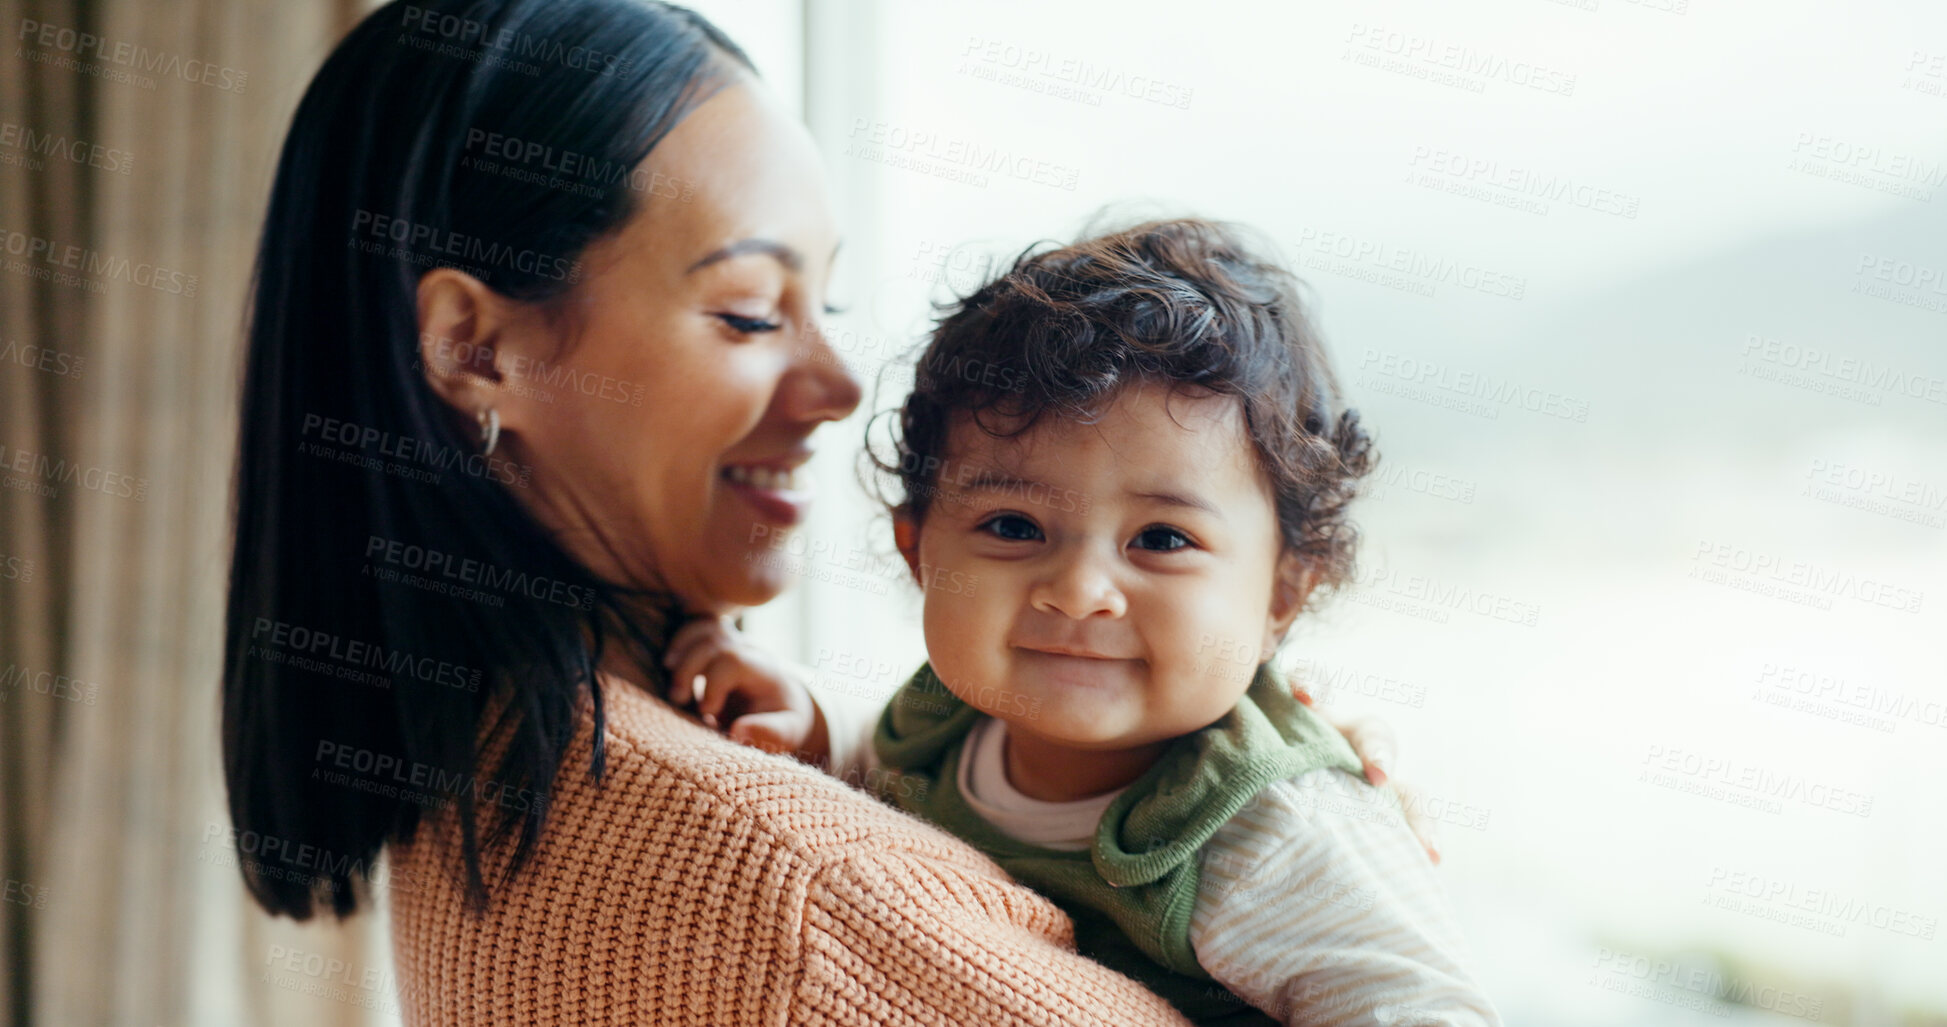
[957,716,1128,852]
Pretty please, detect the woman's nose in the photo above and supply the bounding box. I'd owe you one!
[1030,546,1128,620]
[786,317,863,424]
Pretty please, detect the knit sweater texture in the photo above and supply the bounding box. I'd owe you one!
[386,677,1194,1025]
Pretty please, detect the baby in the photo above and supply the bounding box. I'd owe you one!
[668,219,1499,1026]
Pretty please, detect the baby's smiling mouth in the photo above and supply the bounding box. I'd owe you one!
[1014,647,1144,691]
[1018,643,1124,660]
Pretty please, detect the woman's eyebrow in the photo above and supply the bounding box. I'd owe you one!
[686,238,804,274]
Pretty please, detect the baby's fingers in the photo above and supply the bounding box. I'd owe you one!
[666,619,732,707]
[665,615,729,666]
[696,653,768,722]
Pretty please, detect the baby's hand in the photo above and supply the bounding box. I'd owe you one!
[664,615,826,762]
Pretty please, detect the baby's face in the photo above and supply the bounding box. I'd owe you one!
[906,382,1304,754]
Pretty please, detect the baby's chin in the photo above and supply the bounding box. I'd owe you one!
[993,704,1163,752]
[935,662,1154,746]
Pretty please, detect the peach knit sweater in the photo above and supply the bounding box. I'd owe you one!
[387,678,1193,1025]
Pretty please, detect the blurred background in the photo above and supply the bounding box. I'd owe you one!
[2,0,1942,1024]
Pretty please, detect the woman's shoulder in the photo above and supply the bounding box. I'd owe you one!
[383,682,1020,1022]
[384,682,1197,1026]
[395,680,1007,892]
[591,679,987,863]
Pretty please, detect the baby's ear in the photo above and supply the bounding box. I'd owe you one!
[1261,549,1317,660]
[892,507,924,585]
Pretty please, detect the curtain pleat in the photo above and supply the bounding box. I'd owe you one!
[3,2,392,1025]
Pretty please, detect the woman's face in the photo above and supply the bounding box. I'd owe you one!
[432,77,860,614]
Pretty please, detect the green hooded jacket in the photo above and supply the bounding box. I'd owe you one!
[871,662,1367,1025]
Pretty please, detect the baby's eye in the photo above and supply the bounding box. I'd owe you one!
[978,514,1043,542]
[1132,526,1192,552]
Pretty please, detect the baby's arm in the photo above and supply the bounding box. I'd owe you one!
[664,616,882,779]
[798,672,886,781]
[1191,768,1500,1027]
[665,616,831,764]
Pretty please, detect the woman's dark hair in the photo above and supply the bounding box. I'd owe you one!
[223,0,752,920]
[871,217,1376,592]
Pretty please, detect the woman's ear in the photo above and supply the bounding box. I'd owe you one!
[1261,549,1317,661]
[415,268,509,418]
[892,507,923,584]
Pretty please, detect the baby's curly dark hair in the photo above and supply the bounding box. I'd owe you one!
[868,216,1377,593]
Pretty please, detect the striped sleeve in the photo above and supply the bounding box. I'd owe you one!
[1190,768,1501,1027]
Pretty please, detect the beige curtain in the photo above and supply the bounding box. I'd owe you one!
[0,2,392,1025]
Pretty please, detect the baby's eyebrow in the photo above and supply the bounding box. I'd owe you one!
[952,469,1043,494]
[949,468,1222,518]
[1129,489,1222,517]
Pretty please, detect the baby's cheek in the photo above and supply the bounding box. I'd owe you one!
[920,590,988,692]
[1172,610,1250,683]
[1164,617,1261,716]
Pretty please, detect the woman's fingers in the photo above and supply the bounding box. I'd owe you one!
[1338,716,1397,787]
[1388,778,1441,865]
[1320,706,1441,864]
[1337,716,1439,864]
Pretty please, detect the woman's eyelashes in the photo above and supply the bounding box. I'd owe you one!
[714,299,842,335]
[715,312,783,334]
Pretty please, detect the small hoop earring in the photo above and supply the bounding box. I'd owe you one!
[476,407,500,456]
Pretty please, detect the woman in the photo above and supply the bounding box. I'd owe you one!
[223,2,1413,1023]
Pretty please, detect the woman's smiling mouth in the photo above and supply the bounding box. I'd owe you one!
[723,454,815,525]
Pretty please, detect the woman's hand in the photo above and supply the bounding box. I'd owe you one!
[1292,684,1440,866]
[664,615,828,763]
